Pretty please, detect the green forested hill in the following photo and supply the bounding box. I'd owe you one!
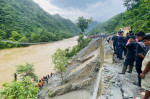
[0,0,79,47]
[88,0,150,35]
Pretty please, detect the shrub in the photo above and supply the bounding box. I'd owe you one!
[66,38,91,58]
[48,91,54,98]
[0,77,39,99]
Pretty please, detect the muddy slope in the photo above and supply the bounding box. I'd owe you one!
[38,38,103,99]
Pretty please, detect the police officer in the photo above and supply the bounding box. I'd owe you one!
[112,32,118,54]
[123,33,130,56]
[134,32,145,86]
[119,35,137,74]
[118,31,125,60]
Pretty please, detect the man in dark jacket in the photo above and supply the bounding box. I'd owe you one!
[112,33,118,54]
[119,35,137,74]
[134,32,145,86]
[118,31,125,60]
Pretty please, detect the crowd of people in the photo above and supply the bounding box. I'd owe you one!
[37,73,53,90]
[111,31,150,99]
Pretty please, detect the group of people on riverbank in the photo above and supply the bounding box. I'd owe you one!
[37,73,53,90]
[111,31,150,99]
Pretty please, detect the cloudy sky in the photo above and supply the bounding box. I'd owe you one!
[33,0,126,22]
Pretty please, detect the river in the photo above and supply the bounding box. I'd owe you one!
[0,36,78,88]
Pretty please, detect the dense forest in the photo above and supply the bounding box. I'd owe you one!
[0,0,79,49]
[88,0,150,35]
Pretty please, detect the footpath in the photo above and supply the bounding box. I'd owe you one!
[98,42,146,99]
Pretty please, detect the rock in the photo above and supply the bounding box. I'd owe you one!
[104,68,110,72]
[80,55,94,63]
[110,80,115,83]
[104,74,114,82]
[111,88,123,99]
[48,78,93,98]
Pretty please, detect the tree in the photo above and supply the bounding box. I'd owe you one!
[16,63,38,81]
[77,32,84,44]
[0,77,39,99]
[96,29,101,34]
[18,36,27,42]
[10,31,21,41]
[77,16,92,32]
[76,16,92,46]
[123,0,140,10]
[30,33,40,43]
[52,48,68,81]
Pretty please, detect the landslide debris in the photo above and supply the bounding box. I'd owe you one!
[38,38,102,99]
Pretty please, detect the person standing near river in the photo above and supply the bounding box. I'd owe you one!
[14,73,17,81]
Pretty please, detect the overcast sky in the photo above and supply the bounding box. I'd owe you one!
[33,0,126,22]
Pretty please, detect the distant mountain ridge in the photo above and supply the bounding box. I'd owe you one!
[85,21,100,34]
[0,0,79,43]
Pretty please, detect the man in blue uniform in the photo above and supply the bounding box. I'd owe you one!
[119,35,137,74]
[134,32,145,86]
[112,33,118,54]
[118,31,125,60]
[123,33,130,56]
[117,32,121,58]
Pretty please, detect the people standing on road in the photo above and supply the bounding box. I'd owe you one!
[112,32,118,54]
[119,35,137,74]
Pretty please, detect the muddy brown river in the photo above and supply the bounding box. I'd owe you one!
[0,37,78,88]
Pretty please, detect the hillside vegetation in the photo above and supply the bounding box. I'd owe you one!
[0,0,79,49]
[88,0,150,35]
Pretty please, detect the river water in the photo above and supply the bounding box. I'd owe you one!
[0,36,78,88]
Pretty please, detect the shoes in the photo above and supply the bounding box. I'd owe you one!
[133,82,141,87]
[119,58,124,60]
[128,66,133,73]
[118,66,127,74]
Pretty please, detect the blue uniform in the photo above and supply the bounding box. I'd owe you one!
[112,36,118,54]
[136,40,145,74]
[135,40,146,86]
[123,35,130,55]
[124,41,137,66]
[118,35,125,59]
